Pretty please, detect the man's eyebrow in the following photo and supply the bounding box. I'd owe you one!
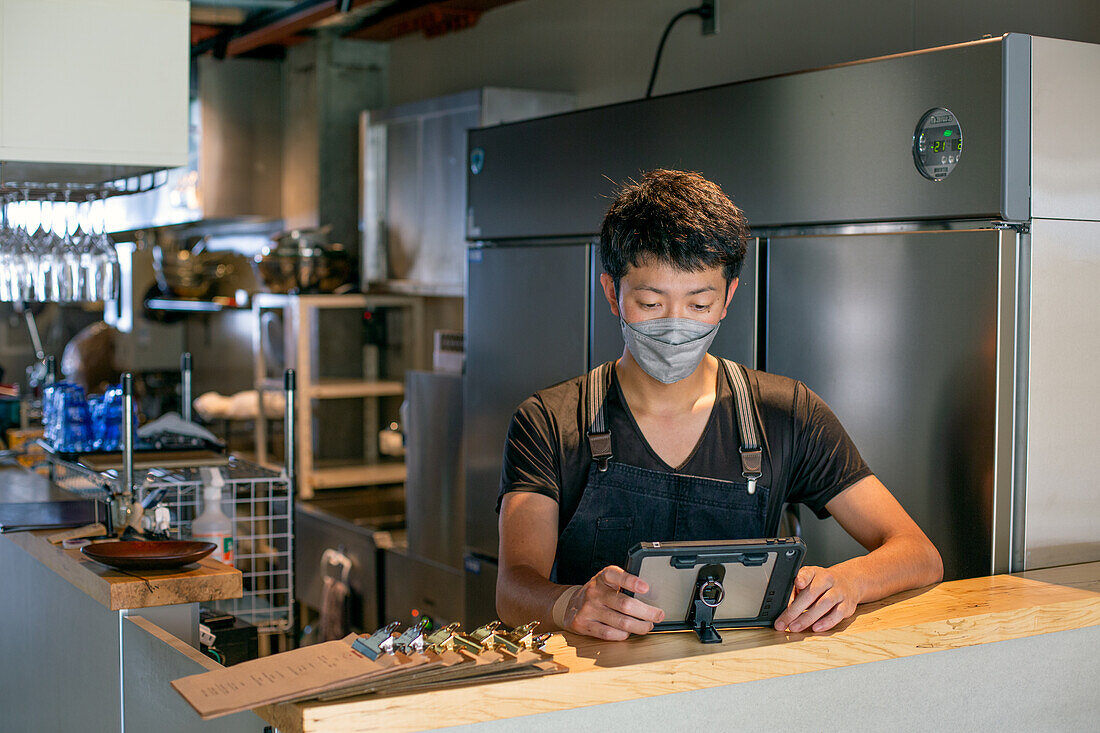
[633,285,718,295]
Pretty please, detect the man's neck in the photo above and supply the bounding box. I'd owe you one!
[615,350,718,417]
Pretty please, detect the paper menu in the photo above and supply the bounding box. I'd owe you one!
[171,640,388,720]
[172,623,568,721]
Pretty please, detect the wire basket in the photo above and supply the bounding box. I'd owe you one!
[49,455,294,634]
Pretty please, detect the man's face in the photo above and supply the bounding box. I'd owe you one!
[600,259,737,326]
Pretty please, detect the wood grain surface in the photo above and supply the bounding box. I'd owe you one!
[5,530,242,611]
[268,562,1100,733]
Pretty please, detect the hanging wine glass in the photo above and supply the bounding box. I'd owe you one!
[0,195,14,302]
[75,196,97,301]
[91,197,119,302]
[55,190,82,302]
[14,190,38,301]
[32,193,65,302]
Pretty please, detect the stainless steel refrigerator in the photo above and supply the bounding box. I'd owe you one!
[464,34,1100,618]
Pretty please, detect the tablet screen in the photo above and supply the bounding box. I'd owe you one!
[633,553,777,622]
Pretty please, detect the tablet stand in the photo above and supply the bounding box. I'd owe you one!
[688,564,726,644]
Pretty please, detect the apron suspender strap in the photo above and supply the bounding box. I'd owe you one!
[584,361,615,472]
[720,358,763,495]
[585,359,762,489]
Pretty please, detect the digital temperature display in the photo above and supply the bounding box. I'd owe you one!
[927,138,962,154]
[913,108,963,181]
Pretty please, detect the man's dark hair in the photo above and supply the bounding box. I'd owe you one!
[599,169,749,290]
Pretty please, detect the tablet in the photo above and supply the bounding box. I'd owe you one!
[625,538,806,642]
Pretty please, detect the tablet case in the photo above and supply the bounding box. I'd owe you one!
[625,538,806,642]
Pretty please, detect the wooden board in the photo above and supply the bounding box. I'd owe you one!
[5,530,242,611]
[264,562,1100,733]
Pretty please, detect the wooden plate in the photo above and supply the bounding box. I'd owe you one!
[80,540,217,570]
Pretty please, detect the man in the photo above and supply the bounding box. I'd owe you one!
[496,170,942,641]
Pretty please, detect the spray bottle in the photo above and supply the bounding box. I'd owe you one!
[192,466,234,565]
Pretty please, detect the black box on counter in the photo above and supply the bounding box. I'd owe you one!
[200,609,258,667]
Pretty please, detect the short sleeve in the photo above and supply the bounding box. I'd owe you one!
[496,395,562,512]
[785,382,874,519]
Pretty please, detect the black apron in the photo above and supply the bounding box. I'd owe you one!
[553,359,772,586]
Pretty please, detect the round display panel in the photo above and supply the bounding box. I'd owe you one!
[913,107,963,181]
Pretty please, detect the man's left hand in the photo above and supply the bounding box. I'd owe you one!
[773,565,861,633]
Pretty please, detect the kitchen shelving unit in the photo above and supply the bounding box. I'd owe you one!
[251,293,425,499]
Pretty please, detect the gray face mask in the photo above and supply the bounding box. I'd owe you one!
[620,316,720,384]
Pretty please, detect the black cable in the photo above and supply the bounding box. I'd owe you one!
[645,4,711,99]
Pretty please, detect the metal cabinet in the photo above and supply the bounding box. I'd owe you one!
[361,88,575,295]
[464,243,590,559]
[765,228,1014,580]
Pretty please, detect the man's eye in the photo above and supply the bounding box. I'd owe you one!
[640,303,659,309]
[691,303,711,311]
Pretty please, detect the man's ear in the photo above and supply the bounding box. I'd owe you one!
[719,277,739,320]
[600,273,621,317]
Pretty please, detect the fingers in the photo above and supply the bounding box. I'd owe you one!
[607,591,665,624]
[567,566,665,639]
[794,565,815,591]
[774,566,829,631]
[599,565,649,595]
[786,591,837,632]
[567,589,654,636]
[574,619,631,642]
[808,603,848,633]
[587,604,655,636]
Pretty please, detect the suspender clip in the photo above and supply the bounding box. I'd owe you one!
[587,432,612,472]
[740,447,763,495]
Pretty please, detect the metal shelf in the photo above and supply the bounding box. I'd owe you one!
[145,296,249,313]
[309,379,404,399]
[252,292,425,499]
[261,377,404,399]
[310,463,407,490]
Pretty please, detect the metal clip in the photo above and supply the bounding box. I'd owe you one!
[740,447,763,496]
[390,619,429,654]
[469,620,501,643]
[470,622,522,655]
[352,621,400,660]
[503,621,551,651]
[425,623,483,655]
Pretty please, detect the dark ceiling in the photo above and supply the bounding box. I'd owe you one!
[190,0,524,57]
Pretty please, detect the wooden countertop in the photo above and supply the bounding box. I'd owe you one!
[4,529,242,611]
[263,561,1100,733]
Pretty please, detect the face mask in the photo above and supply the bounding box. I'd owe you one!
[620,316,720,384]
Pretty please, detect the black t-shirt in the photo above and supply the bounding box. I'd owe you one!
[497,363,873,535]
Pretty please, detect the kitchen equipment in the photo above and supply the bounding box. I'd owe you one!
[0,465,104,532]
[152,238,229,300]
[80,539,216,570]
[360,88,575,295]
[295,489,405,634]
[462,33,1100,611]
[378,370,466,627]
[253,227,352,294]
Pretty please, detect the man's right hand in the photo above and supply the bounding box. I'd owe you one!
[562,566,666,640]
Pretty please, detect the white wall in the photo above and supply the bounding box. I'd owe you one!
[388,0,1100,109]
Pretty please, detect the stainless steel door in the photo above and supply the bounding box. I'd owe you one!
[467,37,1027,240]
[589,238,760,369]
[765,228,1014,580]
[405,371,464,569]
[464,243,590,558]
